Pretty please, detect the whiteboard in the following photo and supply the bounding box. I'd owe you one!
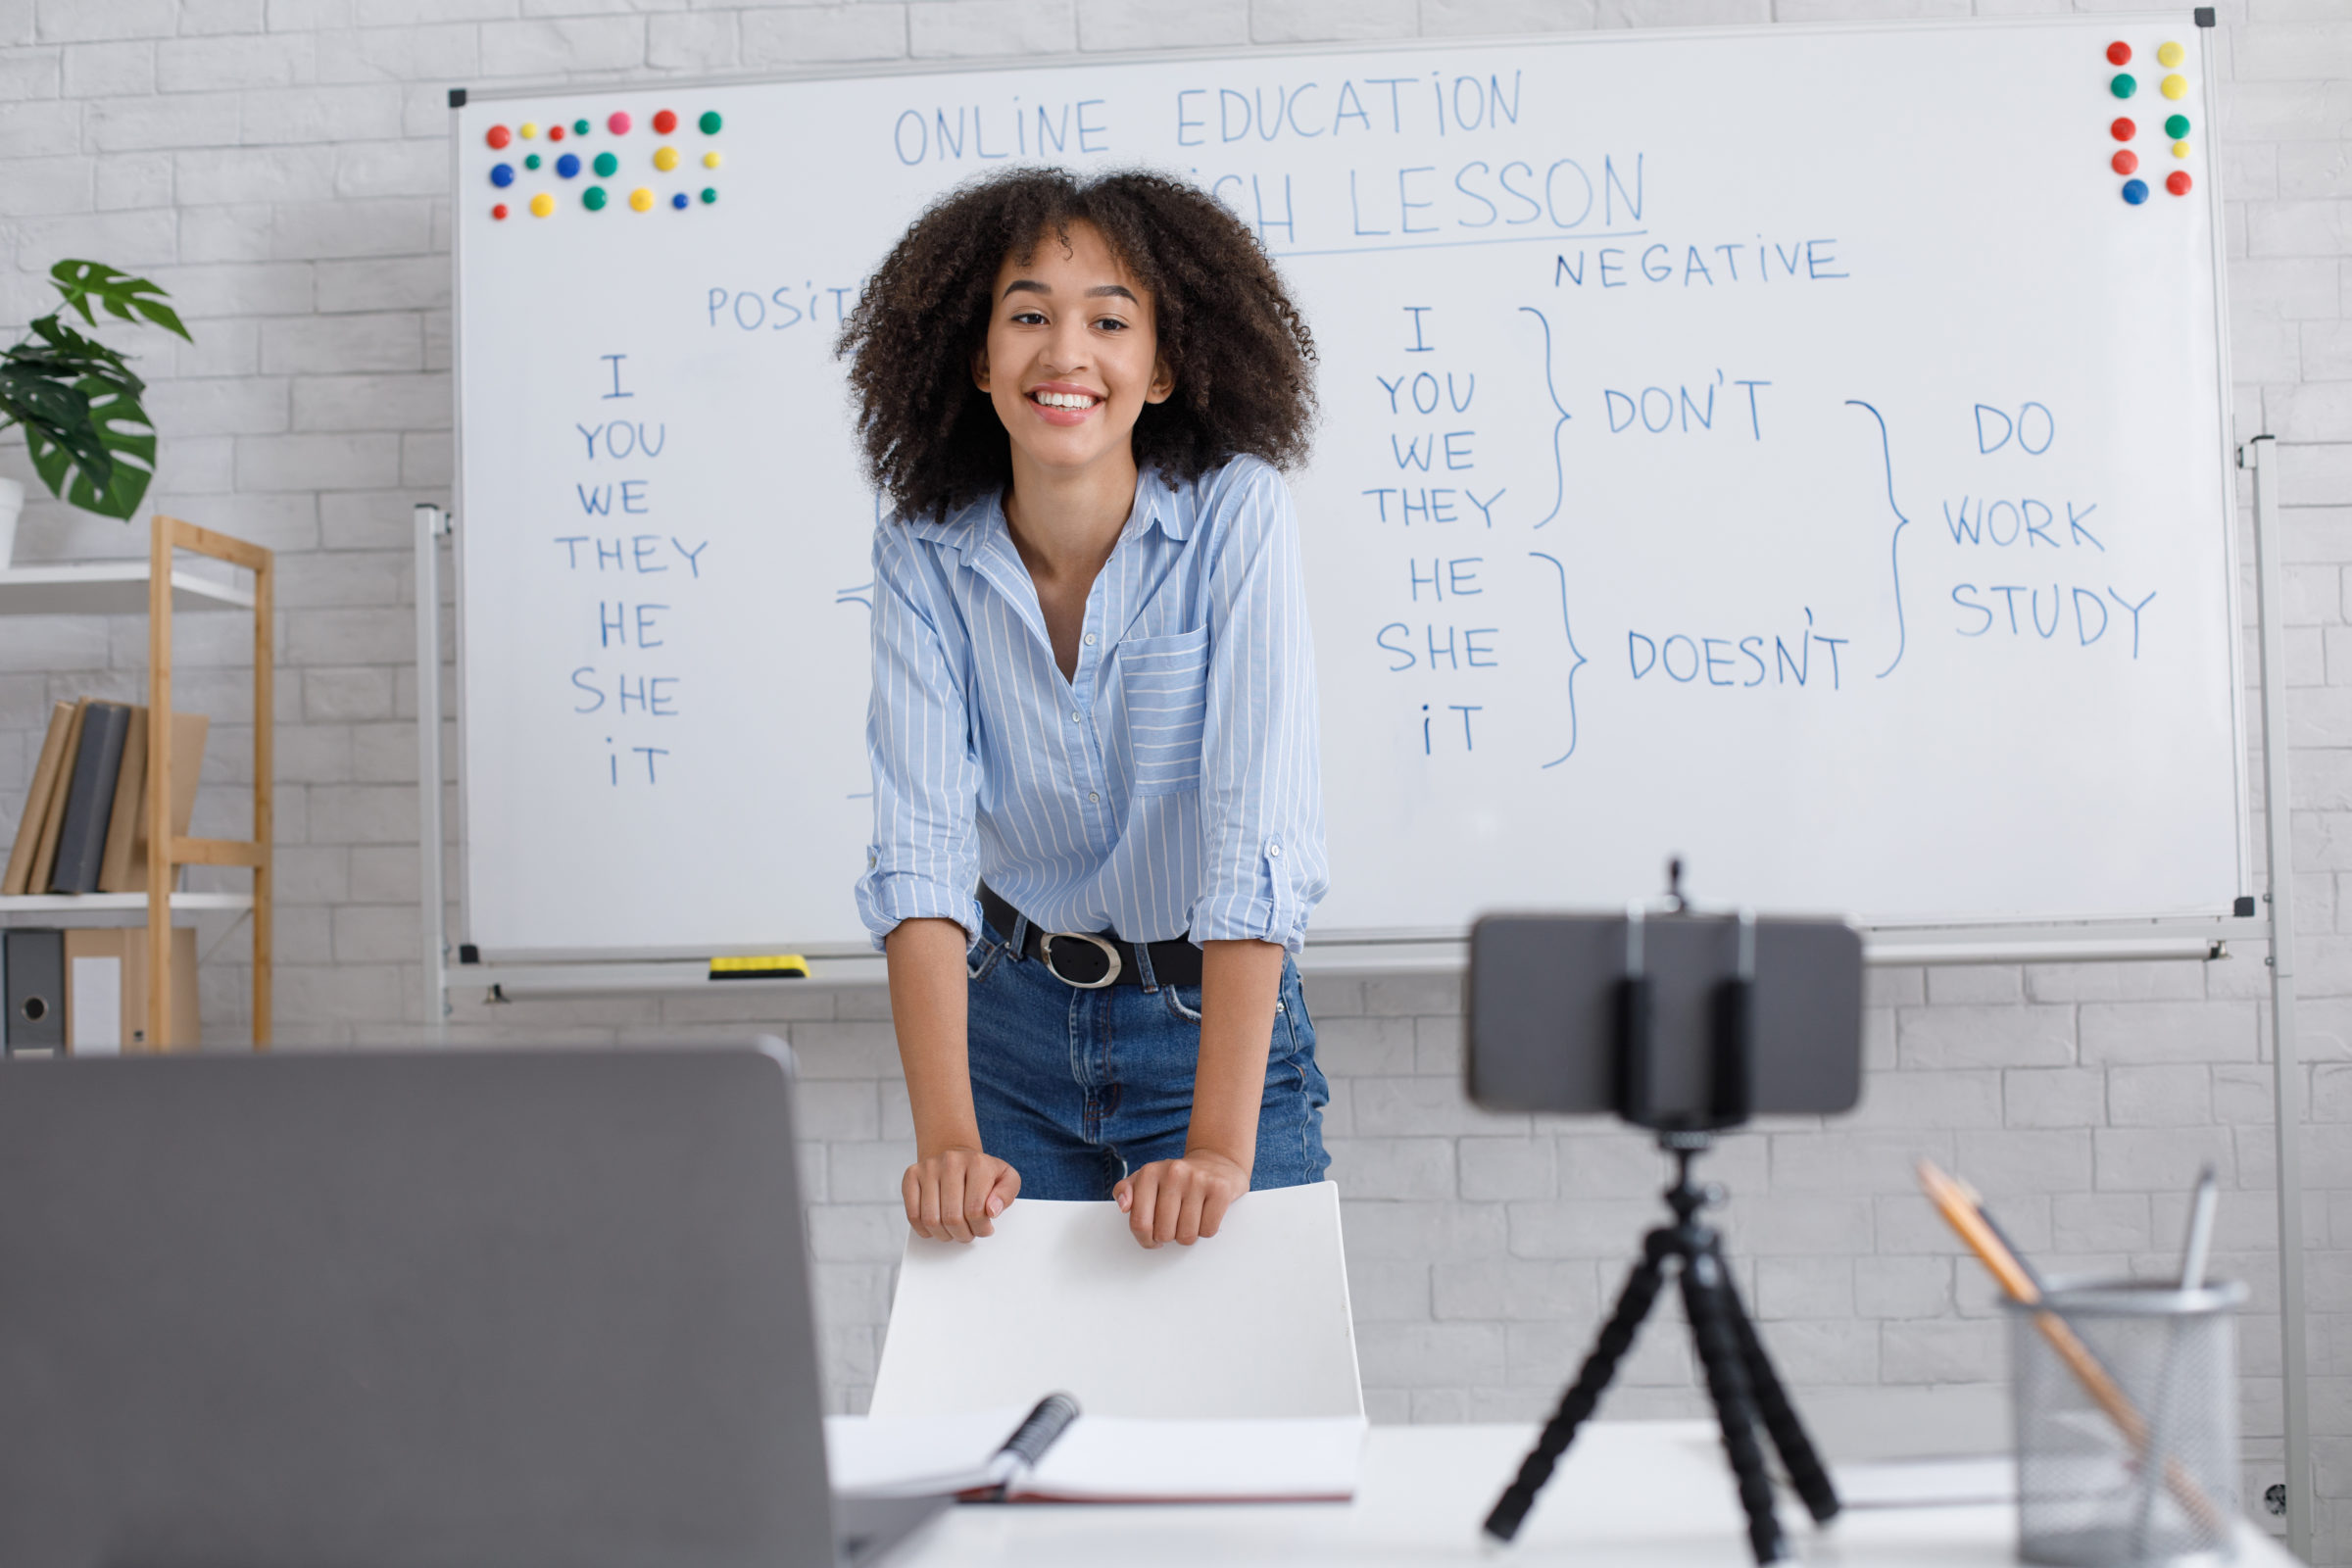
[451,17,2245,960]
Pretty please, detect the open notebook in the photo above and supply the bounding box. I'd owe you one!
[826,1401,1367,1504]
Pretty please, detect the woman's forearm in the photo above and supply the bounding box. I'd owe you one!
[884,916,982,1155]
[1187,938,1287,1174]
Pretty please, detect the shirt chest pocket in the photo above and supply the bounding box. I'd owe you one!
[1119,625,1211,797]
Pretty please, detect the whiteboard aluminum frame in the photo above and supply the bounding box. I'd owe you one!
[442,13,2253,965]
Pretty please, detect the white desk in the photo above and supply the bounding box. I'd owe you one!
[893,1421,2295,1567]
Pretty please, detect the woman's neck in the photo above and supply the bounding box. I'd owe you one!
[1003,447,1140,586]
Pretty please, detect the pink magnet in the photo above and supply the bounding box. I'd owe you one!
[608,111,632,135]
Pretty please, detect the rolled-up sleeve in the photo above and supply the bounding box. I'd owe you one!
[1189,465,1329,955]
[854,524,982,951]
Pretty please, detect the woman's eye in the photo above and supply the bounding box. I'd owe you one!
[1095,317,1128,332]
[1011,311,1046,325]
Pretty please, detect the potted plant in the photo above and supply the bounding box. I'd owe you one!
[0,260,190,564]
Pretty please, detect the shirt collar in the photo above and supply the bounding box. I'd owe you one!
[900,466,1189,550]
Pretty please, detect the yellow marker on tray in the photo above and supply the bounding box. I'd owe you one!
[710,955,810,980]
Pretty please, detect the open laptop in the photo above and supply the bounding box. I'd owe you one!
[0,1040,946,1568]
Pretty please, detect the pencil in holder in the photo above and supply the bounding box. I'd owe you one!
[2004,1276,2246,1567]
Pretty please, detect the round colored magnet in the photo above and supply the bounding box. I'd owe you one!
[2105,40,2131,65]
[549,124,564,141]
[519,121,538,139]
[524,153,541,171]
[490,162,514,186]
[700,186,717,204]
[487,124,512,149]
[653,109,677,134]
[608,111,632,135]
[2167,171,2192,196]
[583,185,608,211]
[654,145,679,172]
[2111,150,2138,175]
[492,203,509,220]
[703,150,722,170]
[2161,74,2187,99]
[629,186,653,212]
[2122,177,2149,204]
[671,192,689,210]
[556,152,580,178]
[592,151,618,177]
[2165,113,2190,137]
[2157,40,2184,67]
[2110,74,2136,98]
[699,110,721,134]
[572,118,590,135]
[2111,117,2135,141]
[530,192,555,218]
[2173,140,2190,159]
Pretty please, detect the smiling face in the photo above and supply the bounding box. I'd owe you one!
[972,220,1173,491]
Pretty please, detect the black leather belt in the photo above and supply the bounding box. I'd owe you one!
[979,884,1203,990]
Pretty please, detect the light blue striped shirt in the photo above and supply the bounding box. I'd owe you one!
[856,455,1328,956]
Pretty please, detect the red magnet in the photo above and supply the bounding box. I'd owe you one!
[2111,117,2135,142]
[653,108,677,134]
[486,124,512,149]
[492,203,509,220]
[549,123,565,141]
[2167,171,2192,195]
[2105,40,2131,66]
[608,111,631,135]
[2112,150,2139,175]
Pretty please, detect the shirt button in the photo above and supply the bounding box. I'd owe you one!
[1084,633,1097,646]
[1088,792,1100,803]
[1070,710,1081,723]
[1267,843,1283,858]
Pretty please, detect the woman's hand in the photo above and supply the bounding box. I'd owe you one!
[1114,1151,1250,1249]
[902,1147,1022,1243]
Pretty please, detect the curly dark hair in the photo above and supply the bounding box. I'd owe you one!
[837,167,1317,522]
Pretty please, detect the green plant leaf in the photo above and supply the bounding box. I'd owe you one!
[48,259,190,343]
[23,374,156,520]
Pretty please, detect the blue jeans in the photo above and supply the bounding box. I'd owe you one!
[964,915,1331,1200]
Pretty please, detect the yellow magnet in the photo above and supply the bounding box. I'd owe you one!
[2173,139,2190,159]
[2160,74,2187,99]
[654,145,679,172]
[519,120,539,139]
[703,150,722,170]
[629,186,654,212]
[2157,40,2184,68]
[529,191,555,218]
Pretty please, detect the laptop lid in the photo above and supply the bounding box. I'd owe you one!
[0,1043,837,1568]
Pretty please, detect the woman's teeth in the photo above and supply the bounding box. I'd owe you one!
[1034,391,1098,409]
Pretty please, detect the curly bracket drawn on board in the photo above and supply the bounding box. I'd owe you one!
[1529,551,1589,768]
[1520,306,1571,529]
[1846,399,1910,679]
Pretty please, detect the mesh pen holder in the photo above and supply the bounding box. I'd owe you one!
[2005,1276,2247,1567]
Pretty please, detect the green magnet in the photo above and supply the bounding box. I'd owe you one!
[699,110,722,134]
[572,118,590,135]
[700,186,717,204]
[583,184,608,211]
[2165,113,2190,138]
[2110,73,2136,98]
[593,151,618,176]
[523,153,541,170]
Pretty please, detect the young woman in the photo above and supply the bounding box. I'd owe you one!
[840,168,1328,1250]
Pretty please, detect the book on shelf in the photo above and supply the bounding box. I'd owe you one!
[62,927,198,1053]
[4,703,75,896]
[1,703,210,899]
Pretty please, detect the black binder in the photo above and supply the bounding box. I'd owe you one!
[47,702,129,895]
[4,929,64,1054]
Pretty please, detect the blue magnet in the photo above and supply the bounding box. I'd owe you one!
[556,152,581,179]
[671,191,689,209]
[2122,177,2149,204]
[490,162,514,187]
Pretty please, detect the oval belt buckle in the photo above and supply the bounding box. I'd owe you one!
[1039,930,1122,990]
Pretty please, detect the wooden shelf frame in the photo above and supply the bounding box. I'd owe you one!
[147,515,272,1051]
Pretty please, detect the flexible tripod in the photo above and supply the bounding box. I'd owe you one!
[1482,1129,1840,1561]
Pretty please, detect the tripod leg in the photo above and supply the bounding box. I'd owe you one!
[1680,1249,1786,1565]
[1483,1231,1671,1544]
[1717,1265,1840,1524]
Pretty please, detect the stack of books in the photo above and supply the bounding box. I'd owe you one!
[4,700,208,898]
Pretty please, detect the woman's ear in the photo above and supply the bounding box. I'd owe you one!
[1146,354,1174,406]
[972,343,992,394]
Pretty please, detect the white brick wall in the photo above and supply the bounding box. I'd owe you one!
[0,0,2345,1557]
